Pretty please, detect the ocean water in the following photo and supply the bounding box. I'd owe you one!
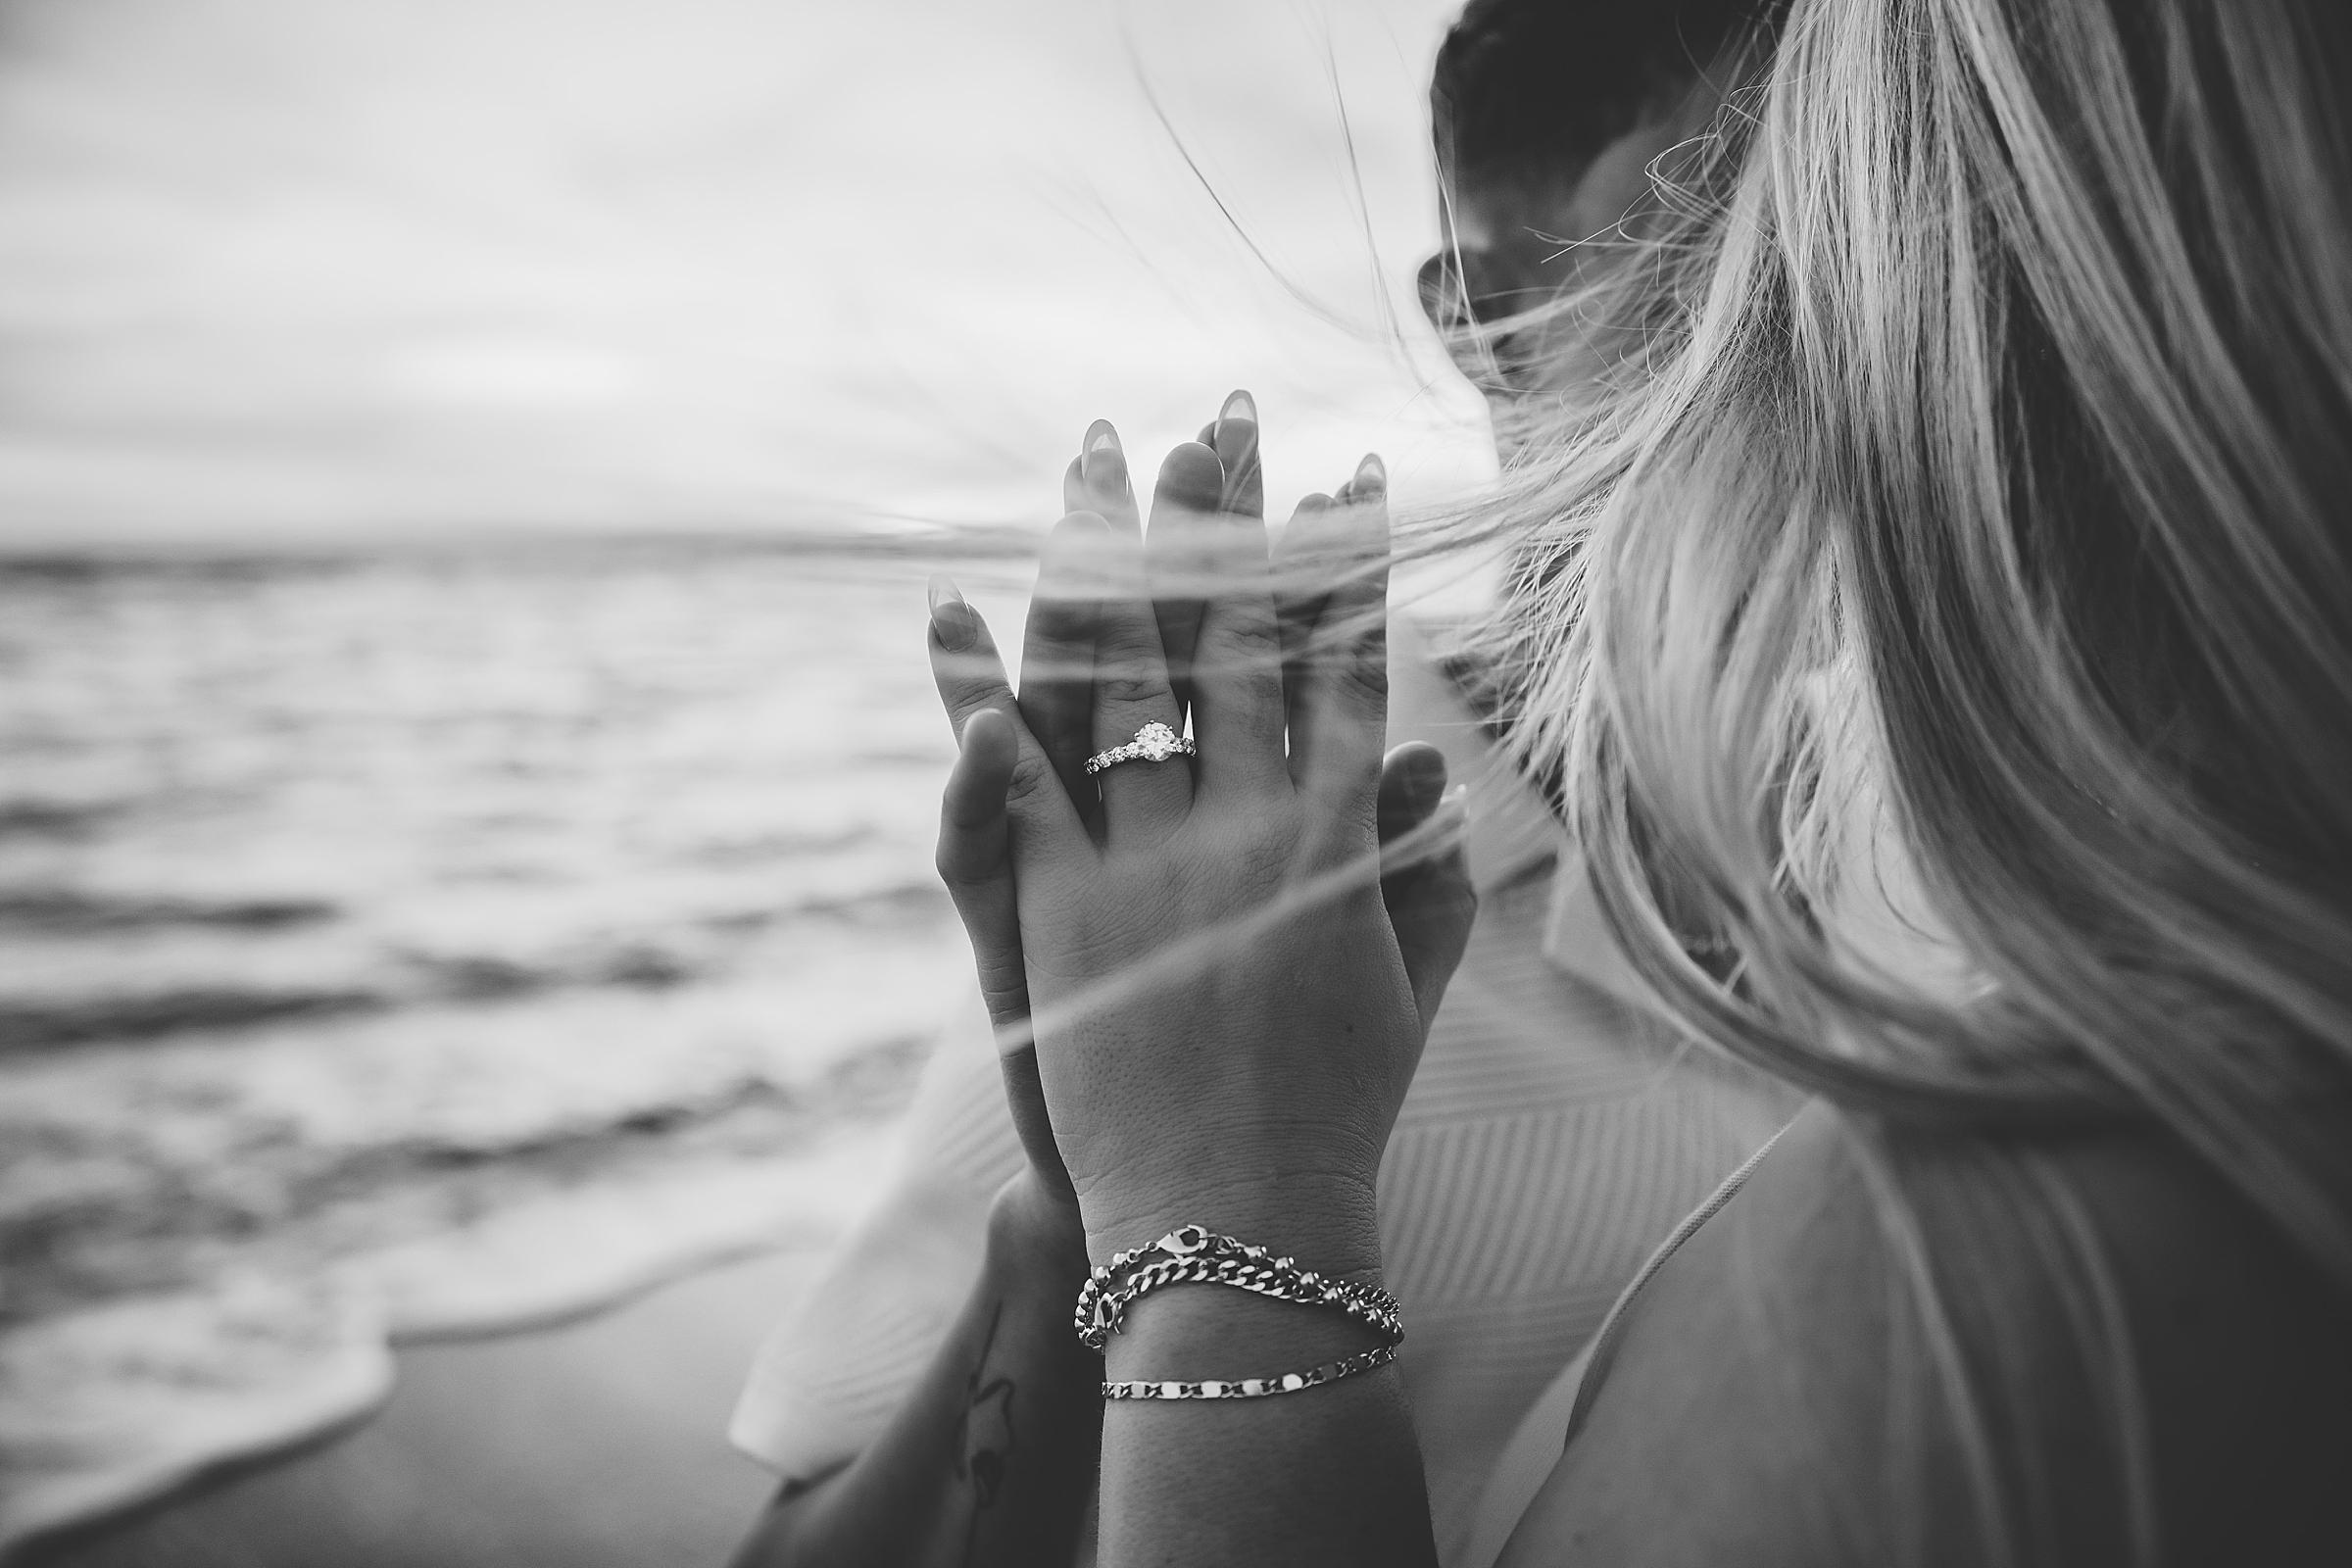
[0,541,1042,1541]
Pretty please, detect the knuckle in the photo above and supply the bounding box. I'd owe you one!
[980,988,1030,1032]
[932,643,999,688]
[934,825,1003,890]
[937,860,995,899]
[1093,667,1167,709]
[1334,654,1389,707]
[975,963,1028,1021]
[940,695,996,741]
[1225,611,1284,652]
[1003,749,1058,805]
[1205,616,1284,671]
[1235,663,1287,709]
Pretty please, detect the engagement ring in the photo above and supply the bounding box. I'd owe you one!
[1084,721,1196,775]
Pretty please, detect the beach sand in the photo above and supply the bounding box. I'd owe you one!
[19,1249,815,1568]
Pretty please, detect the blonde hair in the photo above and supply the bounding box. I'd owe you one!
[1434,0,2352,1554]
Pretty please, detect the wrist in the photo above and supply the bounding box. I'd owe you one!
[1092,1220,1400,1393]
[1077,1168,1387,1283]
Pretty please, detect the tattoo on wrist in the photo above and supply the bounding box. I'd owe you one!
[955,1299,1018,1557]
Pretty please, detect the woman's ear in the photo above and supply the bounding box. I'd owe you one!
[1417,249,1470,334]
[1417,246,1520,335]
[1418,246,1522,393]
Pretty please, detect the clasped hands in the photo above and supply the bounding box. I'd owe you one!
[925,394,1478,1279]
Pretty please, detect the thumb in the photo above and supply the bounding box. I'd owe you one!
[936,707,1075,1197]
[1377,745,1477,1033]
[936,706,1029,1033]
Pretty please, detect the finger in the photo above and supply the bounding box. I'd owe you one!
[938,708,1072,1194]
[1020,510,1107,831]
[1087,493,1193,838]
[1147,440,1223,720]
[1375,746,1475,1034]
[1077,418,1143,536]
[1210,387,1263,519]
[1290,455,1393,829]
[1376,741,1449,850]
[936,707,1030,1037]
[1041,420,1145,833]
[1384,784,1476,1035]
[927,575,1087,852]
[1274,491,1337,785]
[1186,420,1289,796]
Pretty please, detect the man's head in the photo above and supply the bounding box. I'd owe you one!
[1422,1,1763,406]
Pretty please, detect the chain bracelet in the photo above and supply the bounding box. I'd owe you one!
[1076,1223,1401,1351]
[1102,1341,1400,1400]
[1075,1223,1405,1400]
[1080,1252,1401,1349]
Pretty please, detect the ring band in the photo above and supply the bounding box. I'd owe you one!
[1084,721,1196,776]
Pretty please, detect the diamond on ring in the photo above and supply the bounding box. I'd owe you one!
[1083,721,1197,776]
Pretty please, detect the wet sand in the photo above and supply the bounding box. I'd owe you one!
[19,1250,816,1568]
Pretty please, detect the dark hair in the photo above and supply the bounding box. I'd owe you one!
[1430,0,1770,185]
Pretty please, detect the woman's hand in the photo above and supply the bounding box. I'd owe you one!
[926,402,1472,1268]
[933,407,1476,1246]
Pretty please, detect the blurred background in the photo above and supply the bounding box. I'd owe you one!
[0,0,1488,1556]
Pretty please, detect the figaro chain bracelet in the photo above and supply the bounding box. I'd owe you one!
[1076,1223,1405,1400]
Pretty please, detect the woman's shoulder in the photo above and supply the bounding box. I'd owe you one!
[1503,1100,2352,1566]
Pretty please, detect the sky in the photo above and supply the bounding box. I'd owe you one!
[0,0,1493,549]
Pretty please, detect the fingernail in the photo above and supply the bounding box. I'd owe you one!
[1220,388,1256,426]
[1353,452,1386,494]
[928,573,976,651]
[1082,421,1124,488]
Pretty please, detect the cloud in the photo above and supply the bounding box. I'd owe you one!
[0,0,1489,547]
